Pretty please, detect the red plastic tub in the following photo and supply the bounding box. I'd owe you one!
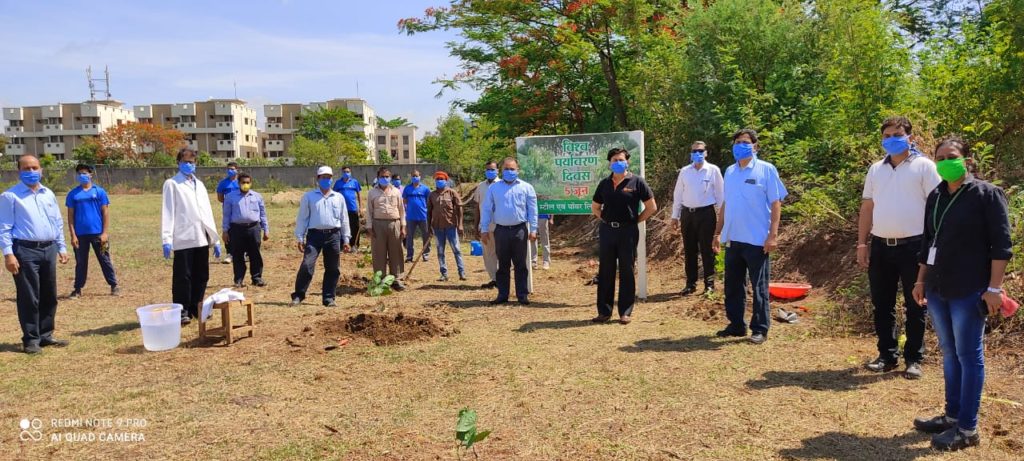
[769,283,812,299]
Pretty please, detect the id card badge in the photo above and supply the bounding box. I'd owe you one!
[927,246,937,265]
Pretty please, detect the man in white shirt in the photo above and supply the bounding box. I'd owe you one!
[161,148,222,325]
[671,141,724,295]
[291,166,351,307]
[858,116,942,379]
[474,161,500,288]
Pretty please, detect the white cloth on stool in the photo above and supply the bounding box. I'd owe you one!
[201,288,246,323]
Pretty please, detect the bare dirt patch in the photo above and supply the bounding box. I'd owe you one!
[287,311,457,350]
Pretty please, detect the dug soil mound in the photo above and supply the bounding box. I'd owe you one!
[271,190,305,205]
[287,312,457,350]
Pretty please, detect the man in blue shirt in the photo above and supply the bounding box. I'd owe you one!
[66,163,119,298]
[291,166,351,307]
[403,170,432,263]
[223,172,269,288]
[1,154,71,354]
[216,161,240,264]
[713,129,788,345]
[480,157,538,305]
[332,165,362,252]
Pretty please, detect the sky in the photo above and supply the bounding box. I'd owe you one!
[0,0,474,136]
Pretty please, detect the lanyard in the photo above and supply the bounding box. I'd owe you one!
[931,186,965,240]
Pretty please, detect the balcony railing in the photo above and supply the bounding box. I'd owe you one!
[4,126,24,133]
[216,140,235,150]
[175,122,197,129]
[44,142,65,154]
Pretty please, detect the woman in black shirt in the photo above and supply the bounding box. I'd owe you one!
[910,135,1012,451]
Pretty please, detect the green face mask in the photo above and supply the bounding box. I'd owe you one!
[936,157,967,182]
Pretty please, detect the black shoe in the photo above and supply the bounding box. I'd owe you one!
[253,279,267,287]
[905,362,924,380]
[489,298,508,306]
[680,286,697,296]
[865,357,899,372]
[40,338,69,348]
[291,297,302,306]
[23,344,42,354]
[180,316,192,326]
[233,281,245,288]
[749,332,767,344]
[914,415,957,434]
[518,299,530,306]
[405,258,414,263]
[323,300,337,307]
[480,280,496,289]
[715,326,747,338]
[703,285,715,294]
[931,427,980,451]
[110,285,121,296]
[438,274,449,282]
[422,254,429,262]
[392,282,405,291]
[68,289,82,299]
[459,273,467,281]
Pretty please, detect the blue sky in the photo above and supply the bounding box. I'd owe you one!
[0,0,473,135]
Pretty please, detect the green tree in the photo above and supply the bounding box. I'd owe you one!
[72,137,101,165]
[292,133,370,167]
[297,106,366,143]
[417,111,509,181]
[377,150,394,165]
[0,133,7,156]
[376,116,412,129]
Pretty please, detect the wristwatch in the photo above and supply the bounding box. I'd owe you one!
[987,287,1003,294]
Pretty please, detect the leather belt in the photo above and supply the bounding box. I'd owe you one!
[872,235,923,247]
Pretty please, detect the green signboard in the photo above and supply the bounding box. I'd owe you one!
[515,131,645,215]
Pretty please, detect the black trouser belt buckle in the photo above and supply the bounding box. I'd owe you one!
[13,239,53,249]
[608,221,620,228]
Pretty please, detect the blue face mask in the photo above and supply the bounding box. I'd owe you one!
[502,169,518,182]
[436,179,448,189]
[691,151,705,164]
[732,143,754,162]
[318,178,332,190]
[77,173,91,184]
[20,170,42,186]
[392,179,401,187]
[881,135,910,156]
[378,177,391,187]
[341,172,351,180]
[485,169,498,181]
[611,160,628,174]
[411,176,421,184]
[179,162,196,175]
[226,169,237,178]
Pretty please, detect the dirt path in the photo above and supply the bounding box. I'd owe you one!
[0,194,1021,460]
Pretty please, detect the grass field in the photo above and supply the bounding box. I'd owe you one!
[1,192,1022,460]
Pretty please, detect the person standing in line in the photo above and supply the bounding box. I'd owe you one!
[66,163,120,298]
[858,116,941,380]
[1,154,71,354]
[531,214,554,270]
[161,148,222,325]
[403,169,432,263]
[475,161,500,288]
[713,129,787,345]
[290,166,351,307]
[671,141,724,295]
[427,171,466,281]
[910,136,1011,451]
[332,165,363,252]
[366,167,407,291]
[480,157,538,306]
[591,148,657,324]
[216,161,240,264]
[392,174,403,189]
[222,173,269,288]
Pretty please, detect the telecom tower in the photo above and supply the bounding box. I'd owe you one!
[86,65,112,101]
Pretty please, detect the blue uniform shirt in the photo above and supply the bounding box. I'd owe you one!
[294,189,351,245]
[332,177,362,212]
[480,179,539,233]
[0,182,67,255]
[402,184,431,222]
[223,189,269,233]
[216,177,239,195]
[721,157,788,246]
[65,184,110,236]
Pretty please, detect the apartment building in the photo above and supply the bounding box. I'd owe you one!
[263,98,377,159]
[134,99,259,159]
[374,125,418,164]
[3,100,135,159]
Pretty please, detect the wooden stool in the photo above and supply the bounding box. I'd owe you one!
[199,300,255,344]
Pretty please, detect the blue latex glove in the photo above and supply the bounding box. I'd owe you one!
[214,244,222,259]
[162,244,172,259]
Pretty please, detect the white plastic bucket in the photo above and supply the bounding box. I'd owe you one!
[136,304,183,351]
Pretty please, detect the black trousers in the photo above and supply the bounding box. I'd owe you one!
[680,206,716,288]
[73,234,118,290]
[12,240,59,346]
[597,222,639,317]
[494,223,529,301]
[869,237,926,363]
[172,246,209,319]
[292,228,341,303]
[228,223,264,284]
[347,211,361,249]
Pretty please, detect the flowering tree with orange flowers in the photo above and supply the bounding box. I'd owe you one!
[97,122,187,163]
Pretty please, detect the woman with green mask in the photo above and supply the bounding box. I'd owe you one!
[910,135,1013,451]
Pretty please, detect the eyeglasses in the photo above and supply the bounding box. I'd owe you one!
[692,149,706,153]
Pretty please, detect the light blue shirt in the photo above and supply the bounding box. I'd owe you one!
[223,190,268,233]
[721,157,788,246]
[480,179,538,233]
[0,182,67,255]
[294,189,351,245]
